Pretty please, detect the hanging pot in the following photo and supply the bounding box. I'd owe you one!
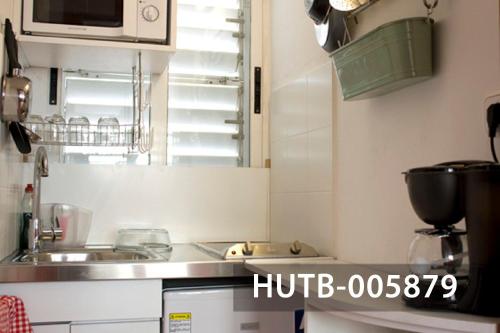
[304,0,332,24]
[0,19,32,123]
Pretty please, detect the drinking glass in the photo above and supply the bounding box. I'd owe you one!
[68,116,90,144]
[97,117,120,145]
[26,114,46,141]
[45,114,66,143]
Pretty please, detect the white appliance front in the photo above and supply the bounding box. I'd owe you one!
[22,0,168,43]
[163,287,297,333]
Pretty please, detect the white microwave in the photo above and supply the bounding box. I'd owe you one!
[22,0,168,44]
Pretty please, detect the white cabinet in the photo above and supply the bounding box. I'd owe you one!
[0,280,162,330]
[33,324,70,333]
[71,320,159,333]
[0,280,162,323]
[33,321,159,333]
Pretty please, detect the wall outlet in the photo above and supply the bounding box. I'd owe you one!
[484,92,500,112]
[484,92,500,136]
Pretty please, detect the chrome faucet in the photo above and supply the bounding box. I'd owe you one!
[28,147,62,253]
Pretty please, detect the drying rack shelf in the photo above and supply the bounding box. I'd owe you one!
[23,122,146,148]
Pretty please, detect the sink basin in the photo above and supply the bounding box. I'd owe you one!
[14,248,156,263]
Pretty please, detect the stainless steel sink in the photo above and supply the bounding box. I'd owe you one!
[13,248,157,263]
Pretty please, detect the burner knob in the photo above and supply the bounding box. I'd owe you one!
[242,241,254,255]
[290,241,302,255]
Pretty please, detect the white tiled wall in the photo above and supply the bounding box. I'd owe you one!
[270,0,500,264]
[0,10,25,260]
[23,164,270,244]
[0,131,24,259]
[270,63,334,256]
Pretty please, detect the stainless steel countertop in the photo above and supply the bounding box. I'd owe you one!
[0,244,250,283]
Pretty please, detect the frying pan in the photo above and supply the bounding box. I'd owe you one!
[304,0,331,24]
[314,9,348,53]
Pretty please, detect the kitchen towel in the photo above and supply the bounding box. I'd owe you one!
[0,296,33,333]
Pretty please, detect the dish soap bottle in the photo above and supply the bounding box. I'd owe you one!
[20,184,33,251]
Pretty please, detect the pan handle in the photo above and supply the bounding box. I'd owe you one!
[8,122,32,154]
[4,19,22,76]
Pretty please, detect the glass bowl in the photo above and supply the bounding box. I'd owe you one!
[115,229,171,251]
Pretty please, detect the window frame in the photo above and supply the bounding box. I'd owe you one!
[149,0,267,168]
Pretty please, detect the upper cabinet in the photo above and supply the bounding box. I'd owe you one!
[10,0,177,74]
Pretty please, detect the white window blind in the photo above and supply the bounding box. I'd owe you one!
[167,0,251,167]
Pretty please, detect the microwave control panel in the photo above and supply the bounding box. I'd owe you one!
[142,5,161,22]
[137,0,168,41]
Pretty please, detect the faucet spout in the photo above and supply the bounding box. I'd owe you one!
[29,147,50,253]
[32,147,48,224]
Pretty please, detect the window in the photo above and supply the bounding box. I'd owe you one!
[167,0,252,167]
[30,0,264,167]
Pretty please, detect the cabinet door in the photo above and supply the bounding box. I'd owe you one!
[33,324,70,333]
[0,280,162,323]
[71,320,159,333]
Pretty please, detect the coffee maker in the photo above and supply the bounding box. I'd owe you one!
[457,163,500,316]
[404,162,472,309]
[404,161,500,316]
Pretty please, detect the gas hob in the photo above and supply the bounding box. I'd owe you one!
[195,241,319,260]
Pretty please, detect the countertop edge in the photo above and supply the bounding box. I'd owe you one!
[0,260,251,283]
[245,260,500,333]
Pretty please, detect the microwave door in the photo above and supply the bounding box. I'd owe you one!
[23,0,126,40]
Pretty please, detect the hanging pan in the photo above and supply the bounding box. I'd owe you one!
[1,19,33,154]
[314,9,349,53]
[304,0,332,24]
[1,19,32,124]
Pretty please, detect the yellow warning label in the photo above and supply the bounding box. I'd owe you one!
[169,313,192,333]
[169,313,192,321]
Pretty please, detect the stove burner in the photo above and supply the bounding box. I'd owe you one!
[195,241,319,260]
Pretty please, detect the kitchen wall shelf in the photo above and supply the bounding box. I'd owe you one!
[17,35,175,74]
[11,0,177,74]
[24,122,148,148]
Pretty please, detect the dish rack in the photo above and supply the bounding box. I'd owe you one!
[131,52,152,153]
[24,52,152,151]
[22,122,145,147]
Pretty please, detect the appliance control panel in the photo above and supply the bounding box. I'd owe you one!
[137,0,168,41]
[142,5,161,22]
